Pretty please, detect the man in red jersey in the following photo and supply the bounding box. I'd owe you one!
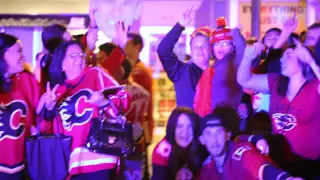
[198,112,302,180]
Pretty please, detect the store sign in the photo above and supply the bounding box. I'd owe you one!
[239,2,307,39]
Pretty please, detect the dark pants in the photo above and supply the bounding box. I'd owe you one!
[0,170,26,180]
[70,169,113,180]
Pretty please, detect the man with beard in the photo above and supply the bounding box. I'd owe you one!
[198,112,303,180]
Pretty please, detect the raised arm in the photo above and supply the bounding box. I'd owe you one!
[157,8,195,82]
[273,13,298,49]
[231,28,247,67]
[237,42,270,93]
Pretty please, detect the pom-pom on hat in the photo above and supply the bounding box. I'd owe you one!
[190,26,212,38]
[210,17,233,44]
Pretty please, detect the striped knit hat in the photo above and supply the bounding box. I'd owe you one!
[210,17,233,44]
[190,26,212,38]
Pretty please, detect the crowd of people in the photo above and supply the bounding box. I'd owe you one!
[0,3,320,180]
[152,8,320,180]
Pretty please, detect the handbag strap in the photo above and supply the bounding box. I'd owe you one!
[35,107,62,136]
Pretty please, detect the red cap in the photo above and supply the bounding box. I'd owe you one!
[210,17,233,44]
[190,26,212,38]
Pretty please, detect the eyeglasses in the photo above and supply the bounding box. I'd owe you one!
[265,36,280,41]
[66,52,86,59]
[213,41,233,47]
[191,45,209,50]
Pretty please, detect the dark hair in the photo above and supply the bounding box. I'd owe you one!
[121,59,132,80]
[98,43,132,80]
[165,107,201,179]
[190,33,209,46]
[99,43,117,56]
[287,33,300,45]
[35,52,44,62]
[246,39,258,45]
[42,24,67,54]
[72,34,85,43]
[300,30,307,42]
[277,45,315,96]
[213,106,241,135]
[127,33,144,51]
[49,40,85,87]
[40,24,67,89]
[308,22,320,30]
[262,27,282,44]
[0,33,18,93]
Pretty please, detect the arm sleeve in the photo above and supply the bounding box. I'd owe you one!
[157,23,186,82]
[262,164,291,180]
[232,28,247,67]
[234,134,264,145]
[239,145,274,179]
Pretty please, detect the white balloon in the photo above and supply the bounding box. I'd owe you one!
[89,0,142,38]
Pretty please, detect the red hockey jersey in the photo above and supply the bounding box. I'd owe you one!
[123,84,151,148]
[199,142,273,180]
[42,66,129,176]
[0,72,40,174]
[268,73,320,160]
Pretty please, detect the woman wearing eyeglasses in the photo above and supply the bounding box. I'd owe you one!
[40,40,130,180]
[194,17,247,122]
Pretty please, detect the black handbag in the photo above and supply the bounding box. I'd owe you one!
[86,86,134,157]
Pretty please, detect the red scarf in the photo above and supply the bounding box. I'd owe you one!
[194,67,215,117]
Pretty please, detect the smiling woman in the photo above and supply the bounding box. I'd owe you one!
[0,33,25,92]
[237,41,320,178]
[152,107,206,180]
[0,33,41,180]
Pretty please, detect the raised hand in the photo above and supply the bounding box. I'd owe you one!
[87,28,98,51]
[178,8,196,27]
[293,38,315,65]
[45,82,59,110]
[114,21,130,48]
[87,8,98,51]
[89,8,98,28]
[243,41,265,62]
[283,13,298,33]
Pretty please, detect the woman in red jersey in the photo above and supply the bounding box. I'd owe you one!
[41,40,130,180]
[152,107,207,180]
[0,33,41,180]
[238,39,320,178]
